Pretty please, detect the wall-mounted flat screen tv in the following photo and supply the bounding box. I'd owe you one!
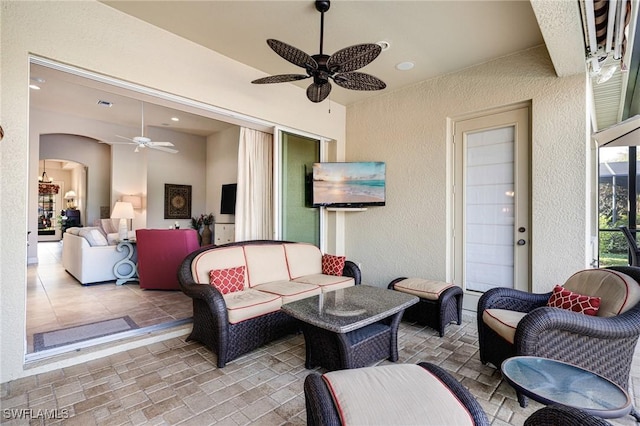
[312,162,386,208]
[220,183,237,215]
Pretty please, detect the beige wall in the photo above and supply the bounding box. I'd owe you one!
[345,46,587,292]
[1,1,345,382]
[207,126,241,225]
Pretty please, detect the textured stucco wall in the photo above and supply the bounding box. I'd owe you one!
[0,1,345,382]
[345,46,587,292]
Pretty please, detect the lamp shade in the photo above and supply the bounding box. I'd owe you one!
[111,201,135,219]
[64,190,77,200]
[121,194,142,209]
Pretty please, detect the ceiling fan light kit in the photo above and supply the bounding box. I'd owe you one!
[252,0,386,103]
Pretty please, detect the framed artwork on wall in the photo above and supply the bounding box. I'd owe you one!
[164,184,192,219]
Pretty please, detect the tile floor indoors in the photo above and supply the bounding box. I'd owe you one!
[3,241,638,425]
[26,242,193,353]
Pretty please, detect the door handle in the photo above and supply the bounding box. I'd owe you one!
[517,239,526,246]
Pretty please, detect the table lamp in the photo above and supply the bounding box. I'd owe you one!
[111,201,135,240]
[64,190,77,209]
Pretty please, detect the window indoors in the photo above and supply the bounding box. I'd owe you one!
[598,146,637,266]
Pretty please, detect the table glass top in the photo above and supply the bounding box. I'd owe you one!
[501,356,630,414]
[281,285,418,333]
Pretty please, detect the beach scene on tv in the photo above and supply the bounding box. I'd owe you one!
[313,162,386,205]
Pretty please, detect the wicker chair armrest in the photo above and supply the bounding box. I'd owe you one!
[177,249,229,322]
[417,363,489,426]
[516,304,640,349]
[304,373,341,426]
[478,287,550,313]
[343,260,361,285]
[524,405,612,426]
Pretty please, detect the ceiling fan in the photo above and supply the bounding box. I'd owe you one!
[251,0,386,103]
[108,102,179,154]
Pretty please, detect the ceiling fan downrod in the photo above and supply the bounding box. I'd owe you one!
[316,1,330,55]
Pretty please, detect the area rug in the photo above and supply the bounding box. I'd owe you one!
[33,316,138,352]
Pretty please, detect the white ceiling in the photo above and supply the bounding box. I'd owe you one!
[30,1,591,139]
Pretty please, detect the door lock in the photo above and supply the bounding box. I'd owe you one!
[517,239,526,246]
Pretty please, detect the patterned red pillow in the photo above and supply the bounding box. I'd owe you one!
[547,284,601,316]
[209,266,245,294]
[322,254,345,276]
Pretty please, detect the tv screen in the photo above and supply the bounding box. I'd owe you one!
[312,162,386,208]
[220,183,237,215]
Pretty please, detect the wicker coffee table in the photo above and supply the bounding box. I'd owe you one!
[281,285,418,371]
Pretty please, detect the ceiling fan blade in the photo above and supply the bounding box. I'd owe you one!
[327,44,382,73]
[150,146,179,154]
[306,82,332,103]
[266,39,318,70]
[115,135,136,143]
[147,141,175,147]
[104,141,136,145]
[252,74,311,84]
[332,72,386,91]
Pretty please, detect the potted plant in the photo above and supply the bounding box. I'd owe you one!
[192,213,214,246]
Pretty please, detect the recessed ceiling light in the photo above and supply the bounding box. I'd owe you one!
[376,41,390,51]
[29,84,41,90]
[97,100,113,107]
[396,61,415,71]
[171,117,180,122]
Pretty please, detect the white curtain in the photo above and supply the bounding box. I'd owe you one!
[236,128,273,241]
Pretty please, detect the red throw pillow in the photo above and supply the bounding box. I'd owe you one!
[209,266,245,294]
[547,284,601,316]
[322,254,345,276]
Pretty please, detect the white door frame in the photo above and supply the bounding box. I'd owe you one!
[449,102,531,311]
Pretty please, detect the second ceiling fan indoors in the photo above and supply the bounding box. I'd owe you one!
[252,0,386,103]
[111,102,178,154]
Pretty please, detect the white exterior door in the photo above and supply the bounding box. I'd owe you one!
[453,106,530,311]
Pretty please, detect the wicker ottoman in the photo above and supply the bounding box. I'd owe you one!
[388,277,463,336]
[304,362,489,426]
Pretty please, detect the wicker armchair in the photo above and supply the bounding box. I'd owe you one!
[524,405,612,426]
[177,240,361,368]
[477,266,640,416]
[304,362,489,426]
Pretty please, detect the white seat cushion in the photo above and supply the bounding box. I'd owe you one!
[322,364,474,426]
[482,308,527,344]
[292,274,354,292]
[252,281,321,304]
[222,289,282,324]
[393,278,454,300]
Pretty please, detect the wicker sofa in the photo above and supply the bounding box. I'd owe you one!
[178,240,361,367]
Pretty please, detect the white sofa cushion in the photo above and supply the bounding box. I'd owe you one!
[191,246,246,285]
[293,274,354,292]
[223,289,282,324]
[322,364,474,426]
[78,227,108,247]
[482,308,527,344]
[252,281,321,304]
[284,243,322,278]
[243,245,290,287]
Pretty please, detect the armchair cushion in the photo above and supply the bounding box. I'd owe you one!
[563,269,640,317]
[482,309,527,344]
[209,266,246,294]
[547,284,601,316]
